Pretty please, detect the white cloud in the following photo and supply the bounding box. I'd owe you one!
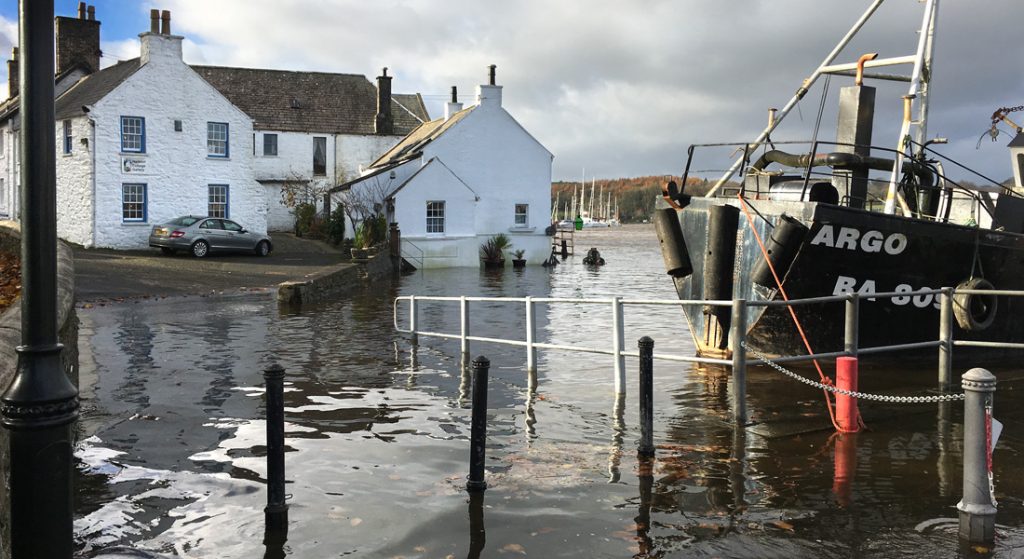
[1,0,1022,181]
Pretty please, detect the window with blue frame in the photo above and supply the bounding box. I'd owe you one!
[62,120,72,154]
[122,183,147,222]
[208,122,229,157]
[120,116,145,153]
[208,184,229,218]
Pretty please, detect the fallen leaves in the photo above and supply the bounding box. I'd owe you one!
[0,250,21,313]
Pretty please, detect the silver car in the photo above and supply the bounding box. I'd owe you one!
[149,216,273,258]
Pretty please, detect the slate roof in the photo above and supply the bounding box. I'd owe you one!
[192,66,428,135]
[2,60,429,137]
[367,106,475,169]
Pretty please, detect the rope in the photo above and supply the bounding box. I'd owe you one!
[744,342,964,403]
[737,194,853,432]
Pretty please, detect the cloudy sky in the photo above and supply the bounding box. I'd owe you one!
[0,0,1021,182]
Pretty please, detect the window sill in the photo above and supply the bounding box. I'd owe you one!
[121,221,149,226]
[508,226,536,232]
[208,156,230,160]
[120,152,146,156]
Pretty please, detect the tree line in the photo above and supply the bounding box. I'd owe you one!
[550,176,720,223]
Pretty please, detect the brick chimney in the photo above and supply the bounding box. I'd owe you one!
[375,67,394,135]
[140,9,183,67]
[444,86,463,121]
[7,47,17,99]
[55,2,101,76]
[476,64,502,109]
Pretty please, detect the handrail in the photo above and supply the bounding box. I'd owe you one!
[400,239,425,270]
[394,287,1024,400]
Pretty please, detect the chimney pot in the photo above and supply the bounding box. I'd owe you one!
[77,2,86,19]
[451,86,457,103]
[150,9,159,33]
[488,64,496,86]
[382,67,388,77]
[161,10,171,35]
[87,5,95,21]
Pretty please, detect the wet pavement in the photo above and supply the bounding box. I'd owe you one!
[73,233,349,301]
[72,226,1024,557]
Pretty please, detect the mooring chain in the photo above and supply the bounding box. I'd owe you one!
[741,343,965,403]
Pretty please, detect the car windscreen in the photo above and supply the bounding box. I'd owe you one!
[168,216,201,226]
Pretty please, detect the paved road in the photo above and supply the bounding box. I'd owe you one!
[74,233,350,301]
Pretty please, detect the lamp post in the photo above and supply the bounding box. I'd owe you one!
[1,1,80,556]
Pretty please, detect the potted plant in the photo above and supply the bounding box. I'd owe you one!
[479,233,511,268]
[351,215,387,260]
[511,249,526,268]
[350,223,369,260]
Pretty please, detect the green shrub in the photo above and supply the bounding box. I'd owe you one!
[327,210,346,245]
[479,233,512,261]
[294,203,317,238]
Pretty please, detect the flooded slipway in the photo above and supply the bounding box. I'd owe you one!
[74,225,1024,557]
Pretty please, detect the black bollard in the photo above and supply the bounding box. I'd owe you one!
[467,356,490,492]
[638,337,655,457]
[561,239,568,258]
[263,364,289,535]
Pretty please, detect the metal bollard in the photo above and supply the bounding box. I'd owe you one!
[637,337,655,457]
[561,239,568,258]
[467,356,490,492]
[612,297,626,394]
[938,288,954,391]
[263,364,289,534]
[835,356,860,433]
[958,368,997,544]
[730,299,748,425]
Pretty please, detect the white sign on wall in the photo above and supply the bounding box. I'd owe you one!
[121,156,147,174]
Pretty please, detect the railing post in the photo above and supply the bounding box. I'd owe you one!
[525,297,536,374]
[460,296,470,366]
[467,356,490,492]
[730,299,748,425]
[958,367,997,544]
[844,292,859,356]
[409,295,418,345]
[612,296,626,395]
[637,337,655,457]
[939,287,954,391]
[263,364,289,534]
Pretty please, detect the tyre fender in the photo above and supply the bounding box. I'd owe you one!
[953,277,997,331]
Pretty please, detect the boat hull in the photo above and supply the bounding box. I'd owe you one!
[658,197,1024,360]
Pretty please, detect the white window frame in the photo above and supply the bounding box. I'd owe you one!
[207,122,229,158]
[208,184,229,218]
[426,200,445,234]
[514,203,529,227]
[122,183,147,222]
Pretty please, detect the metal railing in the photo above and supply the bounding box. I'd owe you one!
[394,287,1024,420]
[400,239,425,271]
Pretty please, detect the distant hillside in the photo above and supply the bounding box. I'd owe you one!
[551,175,721,223]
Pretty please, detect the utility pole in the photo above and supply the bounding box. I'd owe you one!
[1,1,80,556]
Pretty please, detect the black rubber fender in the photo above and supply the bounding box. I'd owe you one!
[953,277,998,331]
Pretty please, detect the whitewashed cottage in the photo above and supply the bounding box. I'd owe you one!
[333,67,553,268]
[0,5,428,247]
[192,66,427,232]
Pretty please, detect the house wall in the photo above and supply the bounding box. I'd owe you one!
[87,33,262,249]
[54,115,95,246]
[407,97,552,267]
[393,160,478,268]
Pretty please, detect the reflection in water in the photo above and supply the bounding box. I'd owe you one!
[608,393,625,483]
[262,524,287,559]
[74,226,1024,558]
[467,491,486,559]
[832,432,858,507]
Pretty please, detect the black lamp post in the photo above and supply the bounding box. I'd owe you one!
[1,0,80,556]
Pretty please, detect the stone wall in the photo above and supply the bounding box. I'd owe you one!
[277,250,394,306]
[0,220,78,559]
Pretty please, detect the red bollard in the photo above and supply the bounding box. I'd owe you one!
[835,356,860,433]
[832,432,858,506]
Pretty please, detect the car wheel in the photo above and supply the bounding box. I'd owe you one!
[160,247,175,256]
[191,240,210,258]
[255,240,271,257]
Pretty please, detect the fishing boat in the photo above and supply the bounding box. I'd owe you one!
[654,0,1024,359]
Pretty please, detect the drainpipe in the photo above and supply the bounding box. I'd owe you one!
[88,114,96,247]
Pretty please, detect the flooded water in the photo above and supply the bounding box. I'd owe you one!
[74,225,1024,558]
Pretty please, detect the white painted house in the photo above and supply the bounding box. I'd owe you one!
[333,68,553,268]
[192,66,428,232]
[0,5,429,246]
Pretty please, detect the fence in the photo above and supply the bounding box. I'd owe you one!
[394,287,1024,421]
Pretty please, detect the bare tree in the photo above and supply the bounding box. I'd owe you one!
[335,174,392,234]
